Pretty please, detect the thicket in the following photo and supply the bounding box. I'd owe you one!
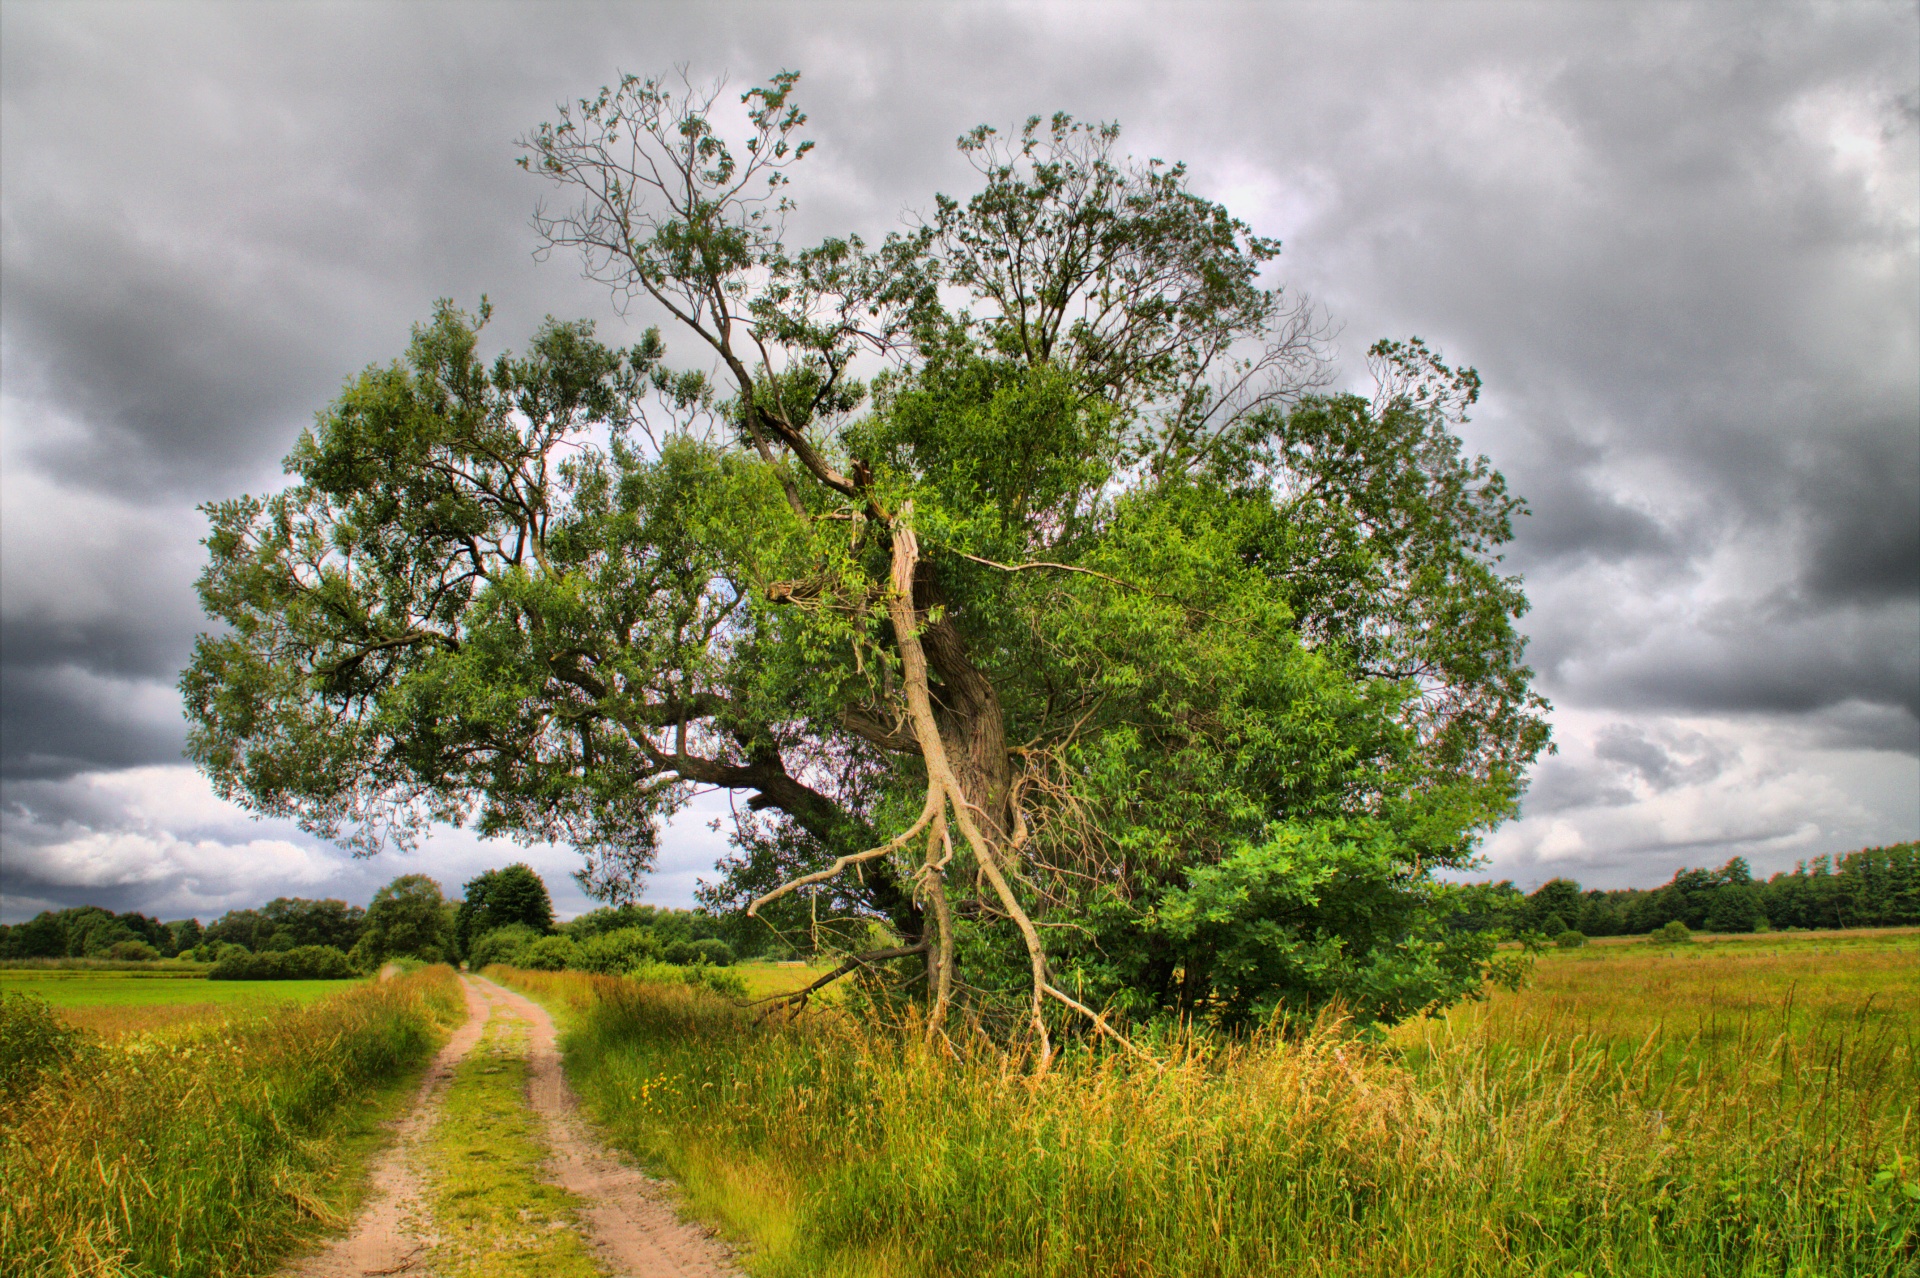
[200,897,365,955]
[205,944,359,981]
[506,966,1916,1276]
[0,966,463,1277]
[1458,843,1919,938]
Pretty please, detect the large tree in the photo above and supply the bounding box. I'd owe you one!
[184,73,1547,1064]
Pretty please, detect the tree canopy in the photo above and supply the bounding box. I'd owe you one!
[184,72,1548,1062]
[353,875,448,966]
[454,862,556,957]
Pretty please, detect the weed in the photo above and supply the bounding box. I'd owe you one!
[421,1010,602,1278]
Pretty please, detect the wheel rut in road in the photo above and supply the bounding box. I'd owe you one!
[281,974,741,1278]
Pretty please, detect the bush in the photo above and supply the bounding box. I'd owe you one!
[207,944,359,981]
[659,938,735,969]
[578,927,662,974]
[1555,930,1588,949]
[1653,920,1693,945]
[467,923,539,969]
[522,935,582,972]
[689,939,736,967]
[0,992,86,1102]
[106,940,160,962]
[629,959,748,1000]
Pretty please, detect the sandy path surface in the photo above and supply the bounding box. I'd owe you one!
[471,976,744,1278]
[279,977,490,1277]
[283,974,741,1278]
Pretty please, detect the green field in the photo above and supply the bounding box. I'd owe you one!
[0,968,360,1037]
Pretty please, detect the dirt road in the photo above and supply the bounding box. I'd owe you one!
[281,975,740,1278]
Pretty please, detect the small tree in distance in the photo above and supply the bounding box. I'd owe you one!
[352,875,449,967]
[184,71,1549,1067]
[454,863,556,959]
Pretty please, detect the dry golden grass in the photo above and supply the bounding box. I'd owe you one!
[507,929,1920,1277]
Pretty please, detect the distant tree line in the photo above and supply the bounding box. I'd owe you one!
[0,862,780,977]
[1453,843,1919,938]
[0,906,197,961]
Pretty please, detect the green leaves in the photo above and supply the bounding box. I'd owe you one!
[187,77,1550,1034]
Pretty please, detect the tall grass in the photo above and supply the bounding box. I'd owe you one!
[0,965,464,1278]
[506,945,1918,1278]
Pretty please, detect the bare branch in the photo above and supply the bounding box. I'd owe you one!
[746,943,930,1015]
[747,788,941,916]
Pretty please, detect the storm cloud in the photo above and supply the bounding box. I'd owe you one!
[2,0,1914,918]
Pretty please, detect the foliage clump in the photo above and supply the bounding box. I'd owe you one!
[350,875,451,967]
[468,924,542,969]
[0,992,88,1103]
[206,944,359,980]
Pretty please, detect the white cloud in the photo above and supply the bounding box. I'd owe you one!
[0,764,723,922]
[1479,706,1920,889]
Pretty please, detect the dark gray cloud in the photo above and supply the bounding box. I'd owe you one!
[2,0,1914,916]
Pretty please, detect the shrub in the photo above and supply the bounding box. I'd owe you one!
[1653,920,1693,945]
[688,939,736,967]
[629,959,748,1000]
[1555,930,1588,949]
[467,923,539,969]
[207,944,359,981]
[662,939,701,966]
[0,992,86,1102]
[522,935,582,972]
[578,927,661,974]
[107,940,160,962]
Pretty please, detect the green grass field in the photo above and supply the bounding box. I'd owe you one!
[505,927,1919,1278]
[0,969,358,1037]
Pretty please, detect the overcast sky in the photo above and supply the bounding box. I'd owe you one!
[2,0,1915,924]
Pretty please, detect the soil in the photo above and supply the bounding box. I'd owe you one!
[475,977,744,1278]
[280,975,741,1278]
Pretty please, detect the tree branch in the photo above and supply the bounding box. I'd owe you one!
[747,943,930,1014]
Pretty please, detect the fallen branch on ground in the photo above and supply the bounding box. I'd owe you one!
[747,944,931,1018]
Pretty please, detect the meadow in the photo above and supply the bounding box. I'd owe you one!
[0,969,356,1037]
[0,966,463,1278]
[504,928,1919,1278]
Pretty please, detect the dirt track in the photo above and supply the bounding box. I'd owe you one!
[281,975,740,1278]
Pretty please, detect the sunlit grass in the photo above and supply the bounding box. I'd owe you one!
[731,960,840,1001]
[504,930,1920,1277]
[0,967,464,1278]
[0,972,355,1041]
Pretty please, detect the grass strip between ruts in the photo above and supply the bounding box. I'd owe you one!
[421,1004,604,1278]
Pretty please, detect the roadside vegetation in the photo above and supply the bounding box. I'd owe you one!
[502,928,1919,1278]
[0,966,463,1278]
